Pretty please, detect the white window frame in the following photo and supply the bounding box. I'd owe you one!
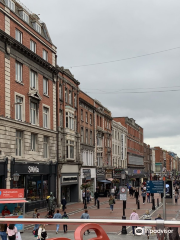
[15,61,22,83]
[85,129,88,144]
[65,111,74,130]
[43,78,48,95]
[30,40,36,53]
[43,136,48,158]
[16,130,22,156]
[15,95,23,121]
[90,131,92,145]
[97,153,103,167]
[59,85,62,99]
[31,133,36,151]
[97,136,102,147]
[43,106,50,128]
[30,70,37,89]
[33,22,41,34]
[69,90,72,105]
[81,127,84,143]
[5,0,15,11]
[30,102,37,125]
[20,11,29,23]
[15,29,22,43]
[43,49,48,61]
[74,93,77,107]
[81,109,83,121]
[86,112,88,123]
[90,114,92,124]
[65,88,67,102]
[66,140,74,159]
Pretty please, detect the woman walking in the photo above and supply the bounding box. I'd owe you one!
[141,190,146,204]
[143,210,151,239]
[130,209,139,236]
[175,192,179,204]
[0,222,7,240]
[109,195,115,212]
[37,224,47,240]
[7,224,18,240]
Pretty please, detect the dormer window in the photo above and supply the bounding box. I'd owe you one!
[5,0,15,12]
[19,11,29,23]
[33,22,41,34]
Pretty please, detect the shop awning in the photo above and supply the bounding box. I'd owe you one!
[0,200,28,204]
[107,178,113,181]
[98,180,111,183]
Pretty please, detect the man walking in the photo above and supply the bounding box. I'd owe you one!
[94,190,99,206]
[53,210,62,234]
[81,210,90,235]
[61,197,67,212]
[135,189,139,204]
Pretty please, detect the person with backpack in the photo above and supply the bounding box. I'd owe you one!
[147,192,150,203]
[6,224,17,240]
[141,190,146,204]
[0,222,7,240]
[62,211,69,233]
[37,224,47,240]
[109,195,115,212]
[53,210,62,234]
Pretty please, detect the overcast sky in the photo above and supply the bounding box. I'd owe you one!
[22,0,180,155]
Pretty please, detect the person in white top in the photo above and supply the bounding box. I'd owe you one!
[143,186,146,191]
[111,188,115,196]
[37,224,47,240]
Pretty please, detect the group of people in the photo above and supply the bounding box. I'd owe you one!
[0,223,18,240]
[82,190,91,204]
[129,185,154,204]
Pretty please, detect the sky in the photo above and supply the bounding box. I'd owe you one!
[21,0,180,155]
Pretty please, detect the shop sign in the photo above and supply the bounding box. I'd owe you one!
[83,169,91,181]
[0,189,24,199]
[62,176,77,183]
[28,166,39,173]
[114,168,123,178]
[133,170,142,174]
[97,168,105,180]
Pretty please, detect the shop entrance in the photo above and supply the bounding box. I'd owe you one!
[61,186,71,202]
[0,176,3,188]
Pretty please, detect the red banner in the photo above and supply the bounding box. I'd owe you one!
[0,189,24,199]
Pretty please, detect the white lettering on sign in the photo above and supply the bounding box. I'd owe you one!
[28,166,39,173]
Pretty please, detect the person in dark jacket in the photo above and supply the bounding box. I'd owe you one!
[135,189,139,203]
[0,222,7,240]
[61,197,67,212]
[141,190,146,204]
[94,191,99,206]
[62,211,69,233]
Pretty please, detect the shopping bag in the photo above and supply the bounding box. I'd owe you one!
[60,204,62,209]
[16,232,22,240]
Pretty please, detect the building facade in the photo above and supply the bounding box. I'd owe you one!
[143,143,152,180]
[113,117,144,187]
[0,0,57,209]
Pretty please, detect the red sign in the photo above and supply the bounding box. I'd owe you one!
[0,189,24,199]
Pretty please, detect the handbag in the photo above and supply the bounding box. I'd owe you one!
[16,232,22,240]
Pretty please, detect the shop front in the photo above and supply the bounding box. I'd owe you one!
[128,168,145,187]
[11,161,56,212]
[0,159,8,189]
[96,168,111,197]
[80,168,96,201]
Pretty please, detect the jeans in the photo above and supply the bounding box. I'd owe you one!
[110,204,113,211]
[87,197,90,203]
[94,198,98,206]
[34,224,39,230]
[56,224,60,232]
[147,196,150,203]
[0,232,7,240]
[63,225,67,232]
[132,226,136,235]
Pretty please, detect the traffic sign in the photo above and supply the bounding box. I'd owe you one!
[119,186,127,200]
[120,194,127,200]
[146,180,164,193]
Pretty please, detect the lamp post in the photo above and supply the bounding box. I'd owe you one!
[121,171,127,234]
[13,172,20,188]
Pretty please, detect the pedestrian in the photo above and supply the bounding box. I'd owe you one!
[33,211,40,235]
[53,210,62,234]
[129,187,133,197]
[82,191,85,204]
[46,210,53,218]
[155,214,163,239]
[135,189,139,203]
[143,210,151,239]
[37,224,47,240]
[61,197,67,212]
[175,192,179,204]
[141,190,146,204]
[132,187,135,198]
[94,190,99,206]
[33,208,38,218]
[80,210,90,235]
[62,211,69,233]
[109,195,115,212]
[7,224,17,240]
[151,193,154,202]
[147,192,150,203]
[111,187,115,196]
[0,221,7,240]
[175,186,178,194]
[143,185,146,191]
[169,218,180,240]
[130,209,139,236]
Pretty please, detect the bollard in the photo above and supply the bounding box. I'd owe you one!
[97,199,100,209]
[157,198,159,207]
[152,198,155,210]
[137,200,140,209]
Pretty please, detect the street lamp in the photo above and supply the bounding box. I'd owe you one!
[121,171,127,234]
[13,172,20,188]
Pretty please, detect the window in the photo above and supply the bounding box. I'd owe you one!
[107,139,110,147]
[81,109,83,121]
[118,146,120,155]
[59,85,62,99]
[118,132,120,140]
[66,140,74,159]
[43,78,48,95]
[97,153,103,167]
[66,112,74,130]
[15,96,23,121]
[43,49,48,61]
[31,133,36,151]
[15,29,22,43]
[90,131,92,145]
[30,102,37,124]
[30,40,36,53]
[97,136,102,146]
[107,121,109,129]
[5,0,15,11]
[43,136,48,158]
[112,144,114,154]
[90,114,92,124]
[60,110,63,127]
[69,90,72,104]
[81,127,84,143]
[115,145,117,154]
[85,129,88,144]
[43,107,49,128]
[15,62,22,82]
[65,88,67,102]
[30,70,37,89]
[33,22,41,34]
[74,93,77,107]
[115,131,117,140]
[16,131,22,156]
[20,11,29,23]
[86,112,88,123]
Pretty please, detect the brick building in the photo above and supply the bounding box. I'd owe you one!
[143,143,152,180]
[0,0,58,210]
[113,117,144,186]
[154,147,164,173]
